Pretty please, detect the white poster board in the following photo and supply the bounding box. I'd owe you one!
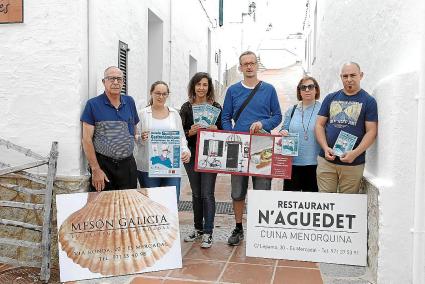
[246,191,367,266]
[56,187,181,282]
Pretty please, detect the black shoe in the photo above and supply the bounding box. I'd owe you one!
[227,227,244,246]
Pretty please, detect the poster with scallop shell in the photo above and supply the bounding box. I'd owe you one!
[56,187,181,282]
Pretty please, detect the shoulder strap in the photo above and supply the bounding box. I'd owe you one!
[290,104,297,119]
[233,81,262,123]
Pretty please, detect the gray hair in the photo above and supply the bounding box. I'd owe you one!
[103,66,123,78]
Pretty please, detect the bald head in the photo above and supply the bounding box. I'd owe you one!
[340,62,363,95]
[341,62,361,73]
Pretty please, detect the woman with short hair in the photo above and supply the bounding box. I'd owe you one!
[279,76,321,192]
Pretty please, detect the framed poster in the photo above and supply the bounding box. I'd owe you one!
[246,190,367,266]
[148,130,181,177]
[56,187,182,282]
[0,0,24,24]
[195,129,292,179]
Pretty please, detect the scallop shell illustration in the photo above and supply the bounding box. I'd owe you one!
[58,189,179,276]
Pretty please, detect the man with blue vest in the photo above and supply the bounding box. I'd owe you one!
[81,66,139,192]
[222,51,282,245]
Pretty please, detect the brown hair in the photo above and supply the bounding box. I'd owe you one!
[148,81,169,106]
[239,50,257,65]
[296,76,321,101]
[187,72,215,103]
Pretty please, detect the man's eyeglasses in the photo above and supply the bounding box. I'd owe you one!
[300,84,316,91]
[153,92,169,97]
[241,62,257,68]
[104,76,124,83]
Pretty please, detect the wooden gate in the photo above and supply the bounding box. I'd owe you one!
[0,138,58,283]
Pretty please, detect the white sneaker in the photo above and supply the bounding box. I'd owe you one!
[200,233,213,248]
[184,230,203,242]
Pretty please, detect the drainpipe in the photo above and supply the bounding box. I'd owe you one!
[412,7,425,284]
[217,49,222,98]
[168,0,172,90]
[81,0,95,175]
[88,0,96,99]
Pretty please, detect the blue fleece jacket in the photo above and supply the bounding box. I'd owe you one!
[221,81,282,132]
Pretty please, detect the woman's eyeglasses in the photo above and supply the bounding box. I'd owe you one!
[300,84,315,91]
[153,92,169,97]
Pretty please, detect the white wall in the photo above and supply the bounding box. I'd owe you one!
[0,0,217,177]
[91,0,215,109]
[310,0,421,96]
[0,0,87,177]
[89,0,169,111]
[308,0,423,282]
[168,0,213,107]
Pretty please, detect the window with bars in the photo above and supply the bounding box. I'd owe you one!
[118,41,129,95]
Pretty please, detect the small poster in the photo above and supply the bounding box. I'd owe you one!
[192,105,205,125]
[56,187,182,282]
[333,131,358,157]
[195,129,292,179]
[281,133,299,156]
[192,104,221,127]
[149,130,181,177]
[246,190,367,266]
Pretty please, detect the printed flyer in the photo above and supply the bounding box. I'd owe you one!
[192,104,221,127]
[281,133,299,156]
[56,187,181,282]
[246,190,367,266]
[149,130,181,177]
[333,130,358,157]
[195,129,292,179]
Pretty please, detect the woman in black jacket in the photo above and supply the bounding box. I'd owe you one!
[179,72,222,249]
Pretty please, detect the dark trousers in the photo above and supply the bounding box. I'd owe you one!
[284,165,318,192]
[89,153,138,192]
[137,171,181,203]
[184,148,217,234]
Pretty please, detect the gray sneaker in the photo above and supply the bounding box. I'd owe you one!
[200,233,213,249]
[227,227,244,246]
[184,230,203,242]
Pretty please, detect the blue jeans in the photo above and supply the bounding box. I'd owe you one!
[184,148,217,234]
[137,171,181,202]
